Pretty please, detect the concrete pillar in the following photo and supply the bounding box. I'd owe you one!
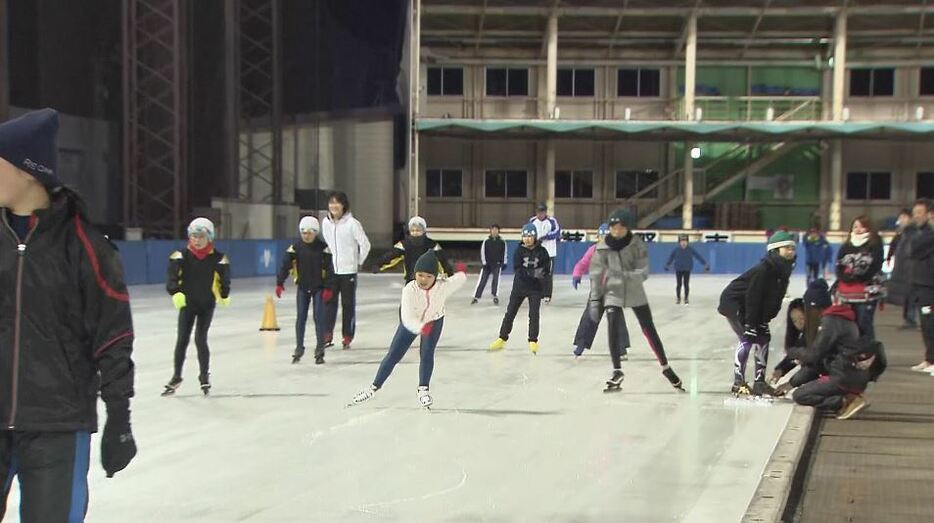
[545,140,556,216]
[408,0,421,217]
[684,13,698,120]
[683,143,694,229]
[832,10,847,121]
[830,140,843,231]
[545,13,558,118]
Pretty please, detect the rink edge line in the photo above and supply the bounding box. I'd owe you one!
[741,405,817,523]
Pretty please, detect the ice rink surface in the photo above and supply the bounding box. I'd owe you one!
[7,273,806,522]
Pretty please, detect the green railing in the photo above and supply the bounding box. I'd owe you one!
[677,97,822,121]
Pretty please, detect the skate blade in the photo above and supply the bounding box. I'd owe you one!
[160,390,176,397]
[603,386,622,393]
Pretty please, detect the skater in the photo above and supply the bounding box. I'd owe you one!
[529,202,560,303]
[588,210,684,392]
[663,233,710,304]
[489,223,551,354]
[163,217,231,396]
[835,216,884,341]
[570,223,626,358]
[321,191,371,349]
[276,216,336,364]
[1,109,137,520]
[802,228,832,285]
[472,224,507,305]
[792,337,884,420]
[374,216,453,283]
[719,231,796,396]
[909,208,934,373]
[349,252,467,408]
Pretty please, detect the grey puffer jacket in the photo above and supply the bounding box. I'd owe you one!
[589,232,649,308]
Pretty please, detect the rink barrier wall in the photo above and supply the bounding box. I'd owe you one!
[113,239,837,286]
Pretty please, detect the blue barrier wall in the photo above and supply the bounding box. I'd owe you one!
[114,239,838,285]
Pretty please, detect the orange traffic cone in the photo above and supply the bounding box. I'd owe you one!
[259,295,280,331]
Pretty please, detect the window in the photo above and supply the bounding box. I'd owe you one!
[850,68,894,97]
[486,68,529,96]
[617,68,661,97]
[918,172,934,199]
[921,68,934,96]
[555,170,594,198]
[557,68,595,97]
[616,170,659,199]
[485,170,527,198]
[426,67,464,96]
[846,171,891,200]
[426,169,463,198]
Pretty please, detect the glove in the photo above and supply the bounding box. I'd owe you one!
[421,322,434,337]
[758,323,771,345]
[455,262,467,274]
[704,265,711,272]
[219,296,231,307]
[171,293,186,310]
[664,266,670,271]
[275,285,284,299]
[741,325,758,345]
[101,403,137,478]
[572,276,581,290]
[322,288,334,303]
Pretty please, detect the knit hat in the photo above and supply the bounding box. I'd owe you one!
[408,216,427,232]
[0,108,61,188]
[804,278,832,309]
[678,233,689,242]
[608,209,634,228]
[521,223,538,238]
[597,223,610,236]
[767,230,796,251]
[413,250,439,275]
[188,217,215,242]
[299,216,320,233]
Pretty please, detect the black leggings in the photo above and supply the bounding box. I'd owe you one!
[499,292,542,342]
[605,304,670,368]
[675,271,691,300]
[174,305,215,382]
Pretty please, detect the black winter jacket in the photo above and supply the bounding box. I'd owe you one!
[718,251,793,326]
[835,239,884,284]
[909,228,934,291]
[376,235,454,283]
[166,248,231,308]
[277,238,335,291]
[786,306,860,371]
[512,243,551,297]
[481,236,507,268]
[0,189,135,432]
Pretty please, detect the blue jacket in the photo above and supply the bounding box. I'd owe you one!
[666,245,708,272]
[802,234,832,266]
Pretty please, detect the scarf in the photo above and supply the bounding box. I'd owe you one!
[188,241,214,260]
[605,231,633,251]
[849,232,870,247]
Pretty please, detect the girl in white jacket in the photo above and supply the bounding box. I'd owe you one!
[350,250,466,408]
[320,192,371,349]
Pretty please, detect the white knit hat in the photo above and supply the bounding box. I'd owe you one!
[299,216,320,233]
[187,217,215,241]
[408,216,427,232]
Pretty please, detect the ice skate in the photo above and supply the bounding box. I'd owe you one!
[683,298,689,305]
[662,367,685,391]
[573,345,585,357]
[315,354,325,365]
[291,346,305,364]
[529,341,538,354]
[348,386,377,406]
[161,376,182,396]
[731,381,752,397]
[493,297,499,305]
[489,338,506,351]
[342,336,352,350]
[417,386,433,409]
[604,370,624,393]
[470,298,478,305]
[200,383,211,396]
[676,297,681,305]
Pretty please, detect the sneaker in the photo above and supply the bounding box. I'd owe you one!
[417,386,433,408]
[898,322,919,330]
[911,361,933,372]
[349,386,377,406]
[573,345,585,357]
[493,297,500,305]
[529,341,539,354]
[837,394,869,419]
[489,338,507,351]
[470,298,478,305]
[925,365,934,375]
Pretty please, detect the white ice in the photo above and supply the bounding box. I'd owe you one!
[5,273,805,522]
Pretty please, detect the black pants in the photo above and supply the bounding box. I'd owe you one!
[174,305,215,383]
[325,274,357,341]
[921,303,934,363]
[474,266,502,299]
[1,430,91,523]
[499,292,542,342]
[574,300,630,353]
[605,306,631,369]
[805,263,820,284]
[544,257,555,299]
[789,365,822,388]
[792,377,847,411]
[675,271,691,300]
[296,288,326,357]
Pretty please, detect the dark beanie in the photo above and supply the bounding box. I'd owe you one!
[0,108,61,188]
[804,278,832,309]
[608,209,634,228]
[413,250,439,275]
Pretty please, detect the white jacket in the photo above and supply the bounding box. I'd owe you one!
[400,272,467,334]
[530,216,561,257]
[321,212,371,275]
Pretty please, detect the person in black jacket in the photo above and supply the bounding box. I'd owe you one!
[489,223,551,354]
[374,216,453,283]
[835,215,885,340]
[792,337,883,420]
[0,109,136,521]
[276,216,336,364]
[773,280,833,384]
[719,231,796,396]
[909,210,934,372]
[163,217,231,396]
[472,224,507,305]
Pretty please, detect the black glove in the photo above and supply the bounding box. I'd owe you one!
[101,402,137,478]
[741,325,758,345]
[758,323,771,345]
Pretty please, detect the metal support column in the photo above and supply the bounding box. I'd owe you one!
[409,0,421,217]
